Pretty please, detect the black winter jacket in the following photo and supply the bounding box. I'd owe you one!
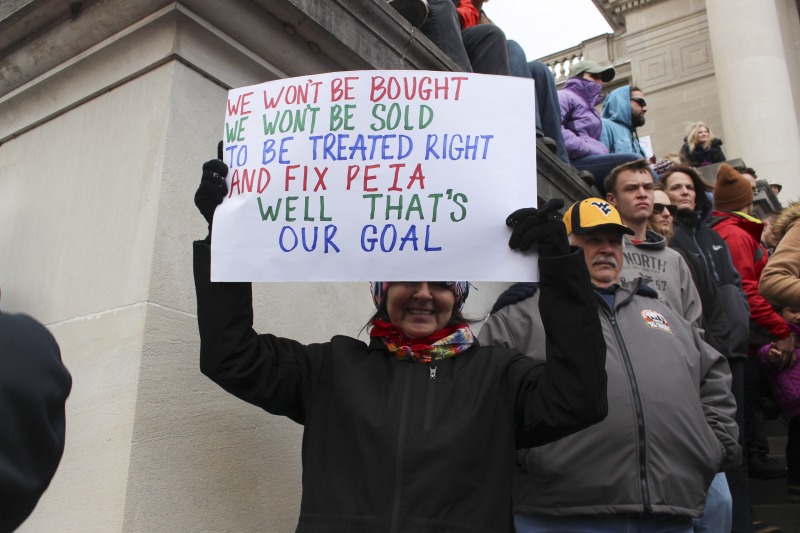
[680,138,726,167]
[0,312,71,532]
[193,241,607,533]
[671,210,750,358]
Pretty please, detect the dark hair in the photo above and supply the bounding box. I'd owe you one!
[733,165,757,178]
[603,158,654,196]
[761,212,778,223]
[659,166,713,217]
[630,85,642,94]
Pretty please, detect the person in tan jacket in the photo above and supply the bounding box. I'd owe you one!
[760,202,800,309]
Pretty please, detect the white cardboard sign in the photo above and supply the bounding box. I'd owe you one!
[211,70,538,282]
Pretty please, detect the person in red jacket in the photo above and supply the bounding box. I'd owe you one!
[710,163,794,480]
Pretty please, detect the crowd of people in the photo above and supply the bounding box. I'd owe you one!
[6,2,800,532]
[194,154,800,533]
[192,2,800,533]
[644,163,800,533]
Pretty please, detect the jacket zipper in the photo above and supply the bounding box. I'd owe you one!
[599,293,653,512]
[389,364,413,533]
[424,362,437,431]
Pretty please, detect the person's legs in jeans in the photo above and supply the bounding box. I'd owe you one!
[693,472,732,533]
[529,59,568,163]
[505,40,541,125]
[461,23,509,75]
[571,152,642,195]
[419,0,472,71]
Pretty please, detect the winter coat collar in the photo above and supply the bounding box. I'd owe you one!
[710,210,764,242]
[674,209,705,228]
[595,278,659,311]
[772,202,800,241]
[624,230,666,251]
[563,77,604,107]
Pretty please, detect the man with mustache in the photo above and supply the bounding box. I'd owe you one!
[479,198,740,533]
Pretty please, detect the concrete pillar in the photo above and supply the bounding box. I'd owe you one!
[706,0,800,199]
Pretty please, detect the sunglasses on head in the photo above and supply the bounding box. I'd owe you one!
[653,203,677,215]
[631,97,647,107]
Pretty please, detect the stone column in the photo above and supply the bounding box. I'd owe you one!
[706,0,800,198]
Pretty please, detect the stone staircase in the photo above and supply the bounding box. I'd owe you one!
[750,419,800,531]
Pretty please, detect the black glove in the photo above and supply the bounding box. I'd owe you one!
[490,282,539,314]
[194,141,229,226]
[506,198,569,258]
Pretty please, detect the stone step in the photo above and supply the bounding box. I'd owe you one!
[751,504,800,532]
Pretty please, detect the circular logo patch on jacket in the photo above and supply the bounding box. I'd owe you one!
[641,310,673,333]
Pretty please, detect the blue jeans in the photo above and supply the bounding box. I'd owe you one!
[571,152,643,194]
[514,513,693,533]
[506,40,569,164]
[420,0,509,75]
[693,472,733,533]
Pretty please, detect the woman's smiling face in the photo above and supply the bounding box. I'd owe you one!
[386,282,455,339]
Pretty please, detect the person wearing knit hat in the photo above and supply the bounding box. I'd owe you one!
[480,198,740,533]
[193,149,608,532]
[371,281,469,312]
[710,163,796,483]
[714,164,754,213]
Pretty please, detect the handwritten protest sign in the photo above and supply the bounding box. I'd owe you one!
[211,70,538,282]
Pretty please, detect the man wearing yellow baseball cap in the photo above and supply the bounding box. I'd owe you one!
[480,198,740,533]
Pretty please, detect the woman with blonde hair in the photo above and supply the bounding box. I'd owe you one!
[679,121,726,167]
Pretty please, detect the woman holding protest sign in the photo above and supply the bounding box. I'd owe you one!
[193,150,607,532]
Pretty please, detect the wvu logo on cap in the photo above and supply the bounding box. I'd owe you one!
[590,201,612,215]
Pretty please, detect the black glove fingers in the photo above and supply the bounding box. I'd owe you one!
[506,207,539,228]
[536,198,565,219]
[202,159,228,177]
[196,155,229,227]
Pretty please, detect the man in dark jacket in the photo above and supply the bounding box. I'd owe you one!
[0,301,71,532]
[480,198,740,533]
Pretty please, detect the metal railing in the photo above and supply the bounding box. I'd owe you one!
[539,45,585,83]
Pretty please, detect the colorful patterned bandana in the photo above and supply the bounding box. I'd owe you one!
[370,281,470,311]
[369,319,474,363]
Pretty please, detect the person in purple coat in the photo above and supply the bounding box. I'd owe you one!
[558,60,641,194]
[756,304,800,502]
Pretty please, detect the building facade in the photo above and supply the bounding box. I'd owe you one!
[2,0,798,531]
[543,0,800,201]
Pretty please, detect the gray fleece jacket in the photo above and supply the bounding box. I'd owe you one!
[478,278,741,518]
[620,230,703,330]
